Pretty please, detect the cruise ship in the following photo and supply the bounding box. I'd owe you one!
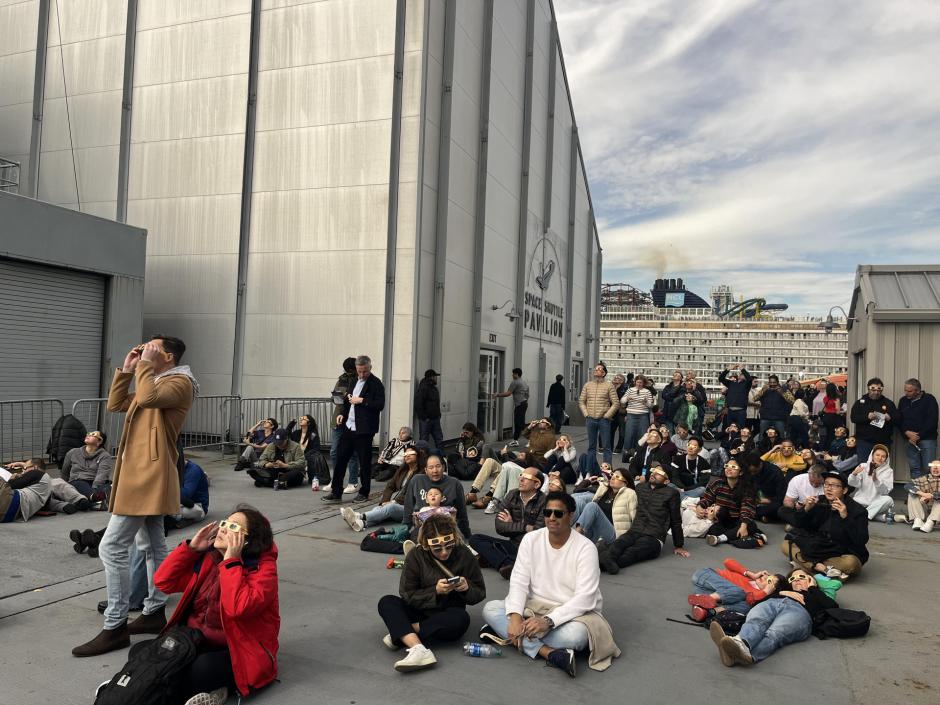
[599,279,848,393]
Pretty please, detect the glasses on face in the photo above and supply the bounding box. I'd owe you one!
[868,386,883,391]
[788,573,810,584]
[218,520,248,536]
[427,533,456,551]
[520,474,539,483]
[823,482,843,490]
[543,508,567,519]
[87,431,103,440]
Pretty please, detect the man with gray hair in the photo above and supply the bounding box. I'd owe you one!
[899,378,938,479]
[323,355,385,503]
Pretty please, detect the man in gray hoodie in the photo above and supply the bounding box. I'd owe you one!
[402,454,470,538]
[60,430,114,499]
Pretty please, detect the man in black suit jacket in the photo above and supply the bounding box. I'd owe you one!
[323,355,386,502]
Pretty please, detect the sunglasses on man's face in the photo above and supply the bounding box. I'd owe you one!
[543,508,567,519]
[218,520,248,536]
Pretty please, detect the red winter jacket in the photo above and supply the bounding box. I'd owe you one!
[716,558,770,605]
[155,541,280,697]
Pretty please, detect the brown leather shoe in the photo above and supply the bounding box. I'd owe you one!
[72,622,130,657]
[472,497,489,509]
[466,492,478,505]
[127,606,167,635]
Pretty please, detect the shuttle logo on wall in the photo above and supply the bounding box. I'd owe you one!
[524,235,565,343]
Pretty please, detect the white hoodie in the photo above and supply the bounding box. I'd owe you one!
[847,446,894,507]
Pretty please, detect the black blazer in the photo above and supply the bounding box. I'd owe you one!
[341,374,386,436]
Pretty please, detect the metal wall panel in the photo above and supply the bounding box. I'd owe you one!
[0,0,39,184]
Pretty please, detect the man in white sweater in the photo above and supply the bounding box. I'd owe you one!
[480,492,603,677]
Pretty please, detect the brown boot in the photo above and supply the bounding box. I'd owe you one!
[466,492,478,505]
[72,622,130,657]
[127,606,167,635]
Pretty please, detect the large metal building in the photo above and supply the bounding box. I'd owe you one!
[0,0,602,445]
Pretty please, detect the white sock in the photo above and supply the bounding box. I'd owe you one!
[715,534,728,544]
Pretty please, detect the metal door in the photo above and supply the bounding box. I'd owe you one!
[569,360,583,401]
[477,350,503,442]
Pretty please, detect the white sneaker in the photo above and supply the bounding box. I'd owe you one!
[343,483,360,494]
[382,633,401,651]
[913,518,925,531]
[507,440,520,448]
[184,688,228,705]
[394,644,437,672]
[921,520,935,533]
[484,499,498,514]
[340,506,364,532]
[403,539,416,556]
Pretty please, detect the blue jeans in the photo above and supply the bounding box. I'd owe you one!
[623,414,647,454]
[571,491,594,519]
[128,544,148,609]
[575,502,616,543]
[330,425,359,484]
[906,439,937,479]
[98,514,168,629]
[482,599,588,659]
[419,418,444,452]
[612,414,627,452]
[691,568,750,614]
[759,419,787,440]
[738,598,812,662]
[549,404,566,434]
[585,417,612,464]
[363,502,404,527]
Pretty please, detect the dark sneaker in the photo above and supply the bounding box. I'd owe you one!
[478,623,503,645]
[545,648,576,677]
[498,562,514,580]
[321,494,342,503]
[70,529,85,554]
[596,545,620,575]
[76,498,92,512]
[72,623,130,657]
[62,503,79,515]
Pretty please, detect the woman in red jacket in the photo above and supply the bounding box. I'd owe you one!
[686,558,782,622]
[153,503,279,705]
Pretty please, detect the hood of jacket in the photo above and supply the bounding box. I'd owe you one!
[154,364,200,399]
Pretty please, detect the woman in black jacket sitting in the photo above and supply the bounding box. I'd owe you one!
[286,415,328,487]
[377,513,486,672]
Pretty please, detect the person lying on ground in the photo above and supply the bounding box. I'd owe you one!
[60,430,113,499]
[687,559,783,622]
[1,459,55,522]
[480,492,620,678]
[377,513,486,673]
[248,428,306,489]
[469,470,547,579]
[341,447,424,533]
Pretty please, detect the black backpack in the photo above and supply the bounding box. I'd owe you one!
[46,414,87,465]
[94,626,202,705]
[704,610,747,636]
[813,607,871,639]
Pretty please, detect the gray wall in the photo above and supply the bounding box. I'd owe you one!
[0,191,146,392]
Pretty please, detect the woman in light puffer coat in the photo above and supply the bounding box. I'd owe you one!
[573,469,637,542]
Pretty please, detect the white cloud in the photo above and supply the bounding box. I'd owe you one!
[555,0,940,313]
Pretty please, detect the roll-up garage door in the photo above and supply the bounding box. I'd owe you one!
[0,257,105,404]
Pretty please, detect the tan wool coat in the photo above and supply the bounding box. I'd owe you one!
[107,362,195,516]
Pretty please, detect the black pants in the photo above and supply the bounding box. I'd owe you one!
[755,498,783,522]
[543,455,577,484]
[706,508,760,548]
[377,595,470,645]
[248,467,305,488]
[513,401,528,440]
[607,530,662,568]
[468,534,518,569]
[331,427,375,497]
[129,640,235,705]
[304,447,330,484]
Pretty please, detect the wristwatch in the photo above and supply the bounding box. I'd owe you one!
[543,616,555,630]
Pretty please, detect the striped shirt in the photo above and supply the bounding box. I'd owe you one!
[621,387,653,415]
[698,478,756,522]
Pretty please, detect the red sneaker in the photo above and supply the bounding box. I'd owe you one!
[688,593,719,609]
[690,605,710,622]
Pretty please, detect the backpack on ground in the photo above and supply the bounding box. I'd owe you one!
[704,610,747,636]
[94,626,202,705]
[812,607,871,639]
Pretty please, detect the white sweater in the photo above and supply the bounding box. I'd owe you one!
[543,446,577,464]
[847,462,893,507]
[505,528,602,627]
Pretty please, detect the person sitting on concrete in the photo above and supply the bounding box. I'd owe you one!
[906,459,940,532]
[779,470,869,580]
[627,428,673,481]
[480,492,619,678]
[165,457,210,530]
[466,456,503,510]
[572,468,636,543]
[695,458,766,549]
[827,426,848,457]
[761,440,808,474]
[596,465,689,573]
[469,470,547,579]
[669,437,712,497]
[234,417,277,472]
[755,425,780,455]
[447,422,486,483]
[248,428,306,489]
[377,513,486,673]
[709,567,839,668]
[372,426,415,482]
[726,425,756,458]
[341,447,424,532]
[60,430,113,500]
[402,454,470,538]
[783,463,826,509]
[286,414,330,487]
[145,504,279,704]
[671,423,692,453]
[2,459,56,522]
[847,444,895,522]
[518,418,557,469]
[687,559,783,621]
[744,452,788,522]
[542,434,578,484]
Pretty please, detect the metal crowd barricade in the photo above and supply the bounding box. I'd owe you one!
[234,398,333,450]
[0,398,65,461]
[180,395,240,457]
[278,399,334,442]
[72,398,125,456]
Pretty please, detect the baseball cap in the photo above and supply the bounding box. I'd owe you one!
[274,428,290,442]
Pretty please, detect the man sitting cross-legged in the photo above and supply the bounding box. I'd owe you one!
[469,469,547,579]
[479,492,620,678]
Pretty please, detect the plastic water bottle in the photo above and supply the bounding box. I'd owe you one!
[885,506,895,525]
[311,478,320,492]
[463,642,501,657]
[273,476,280,491]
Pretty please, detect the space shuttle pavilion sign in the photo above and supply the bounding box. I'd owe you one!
[524,235,565,343]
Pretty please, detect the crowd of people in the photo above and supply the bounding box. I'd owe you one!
[4,348,938,704]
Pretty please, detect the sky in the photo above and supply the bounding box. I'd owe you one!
[555,0,940,315]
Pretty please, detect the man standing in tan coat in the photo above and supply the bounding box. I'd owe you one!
[73,335,198,657]
[579,363,619,465]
